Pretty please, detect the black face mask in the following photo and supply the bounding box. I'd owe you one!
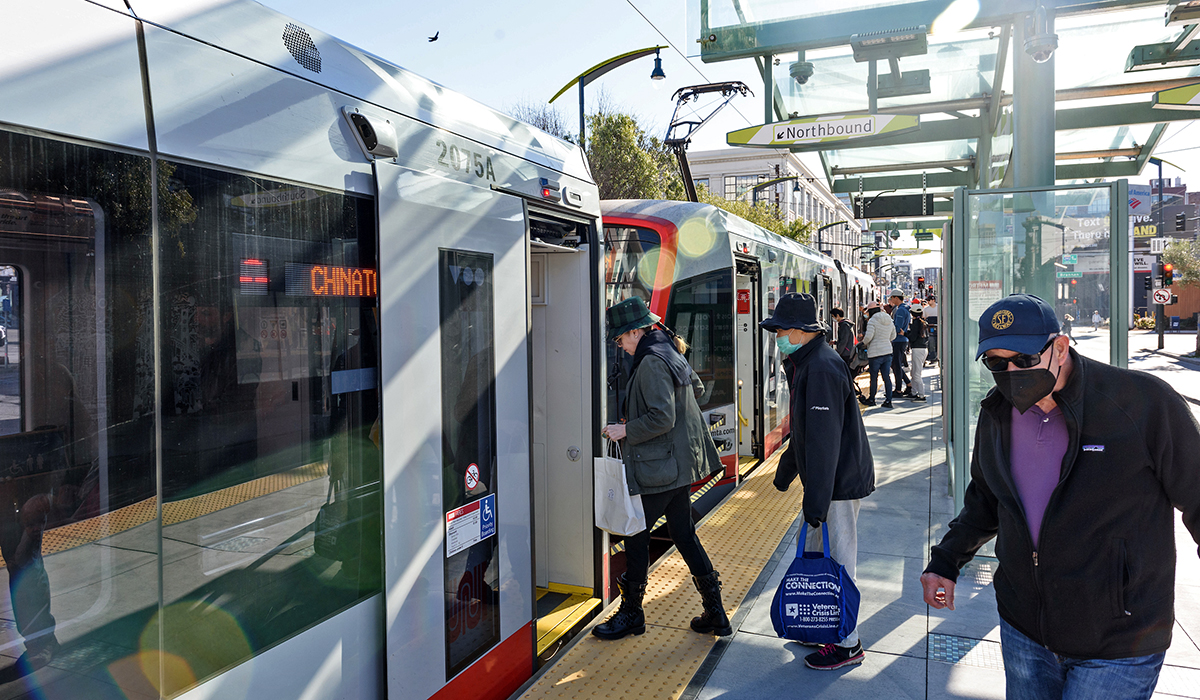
[991,346,1059,413]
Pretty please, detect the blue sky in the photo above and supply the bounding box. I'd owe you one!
[262,0,758,152]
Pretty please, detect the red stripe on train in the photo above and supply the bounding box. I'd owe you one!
[431,622,533,700]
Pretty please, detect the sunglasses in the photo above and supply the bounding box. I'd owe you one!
[980,338,1055,372]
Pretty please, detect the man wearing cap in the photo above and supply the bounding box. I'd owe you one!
[887,290,914,398]
[921,293,1200,699]
[762,293,875,670]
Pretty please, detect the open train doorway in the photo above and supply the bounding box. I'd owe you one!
[735,258,763,470]
[527,211,601,665]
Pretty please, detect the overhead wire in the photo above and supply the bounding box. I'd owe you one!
[622,0,756,128]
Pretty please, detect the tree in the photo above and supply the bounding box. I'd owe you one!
[504,99,574,142]
[585,110,684,200]
[695,186,812,244]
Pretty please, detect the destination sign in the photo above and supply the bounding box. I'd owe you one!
[727,114,919,148]
[286,263,378,297]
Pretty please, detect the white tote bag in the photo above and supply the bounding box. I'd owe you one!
[594,440,646,536]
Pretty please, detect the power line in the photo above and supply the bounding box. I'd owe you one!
[622,0,755,127]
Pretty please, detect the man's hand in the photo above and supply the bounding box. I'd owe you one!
[920,572,956,610]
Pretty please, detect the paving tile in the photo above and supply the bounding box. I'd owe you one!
[696,632,926,700]
[927,655,1007,700]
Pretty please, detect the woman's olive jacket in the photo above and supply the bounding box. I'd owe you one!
[621,350,723,496]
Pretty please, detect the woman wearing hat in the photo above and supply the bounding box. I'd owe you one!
[594,297,729,640]
[861,301,897,407]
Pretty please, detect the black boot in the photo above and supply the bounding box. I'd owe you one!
[690,571,733,636]
[592,574,646,640]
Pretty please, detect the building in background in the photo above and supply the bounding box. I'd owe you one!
[686,149,864,272]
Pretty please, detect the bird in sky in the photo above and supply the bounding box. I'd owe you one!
[428,32,439,42]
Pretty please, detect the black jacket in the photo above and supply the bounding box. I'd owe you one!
[926,350,1200,659]
[834,319,855,362]
[909,317,928,349]
[775,335,875,522]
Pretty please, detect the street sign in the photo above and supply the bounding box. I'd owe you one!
[1060,254,1077,265]
[726,113,919,148]
[914,231,934,241]
[1153,288,1172,304]
[1056,271,1082,279]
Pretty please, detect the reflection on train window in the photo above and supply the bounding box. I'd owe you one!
[0,128,382,698]
[155,162,381,695]
[438,249,500,678]
[667,270,734,410]
[0,265,20,437]
[603,226,660,307]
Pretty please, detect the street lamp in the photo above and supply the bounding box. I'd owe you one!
[549,45,667,149]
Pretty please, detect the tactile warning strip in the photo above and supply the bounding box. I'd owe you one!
[928,634,1005,670]
[4,462,327,566]
[520,446,804,700]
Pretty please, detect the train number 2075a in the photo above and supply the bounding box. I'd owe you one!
[436,140,496,182]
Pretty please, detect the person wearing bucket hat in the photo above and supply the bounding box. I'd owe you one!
[761,293,875,670]
[921,293,1200,699]
[596,297,730,641]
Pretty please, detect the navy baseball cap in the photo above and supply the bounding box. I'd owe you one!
[975,294,1061,359]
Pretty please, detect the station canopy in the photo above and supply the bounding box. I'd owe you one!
[688,0,1200,214]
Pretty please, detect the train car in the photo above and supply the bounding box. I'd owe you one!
[602,200,875,493]
[0,2,606,700]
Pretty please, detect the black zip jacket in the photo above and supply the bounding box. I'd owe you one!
[926,349,1200,659]
[775,335,875,522]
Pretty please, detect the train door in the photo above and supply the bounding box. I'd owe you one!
[527,211,600,664]
[376,166,536,697]
[735,258,762,462]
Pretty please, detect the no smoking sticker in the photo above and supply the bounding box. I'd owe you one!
[464,463,480,491]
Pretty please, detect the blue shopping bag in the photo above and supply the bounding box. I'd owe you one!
[770,522,860,645]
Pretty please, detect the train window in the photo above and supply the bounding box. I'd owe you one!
[438,249,500,678]
[667,270,734,410]
[0,130,159,692]
[603,225,660,308]
[155,161,381,694]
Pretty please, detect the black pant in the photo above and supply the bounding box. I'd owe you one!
[624,486,713,583]
[892,341,910,390]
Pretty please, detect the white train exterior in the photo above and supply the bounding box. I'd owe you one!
[0,2,602,700]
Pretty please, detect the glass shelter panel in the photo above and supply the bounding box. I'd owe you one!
[950,182,1127,510]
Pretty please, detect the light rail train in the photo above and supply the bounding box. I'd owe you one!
[1,2,605,700]
[0,3,875,700]
[603,200,875,490]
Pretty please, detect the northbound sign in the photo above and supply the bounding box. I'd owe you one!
[727,114,919,148]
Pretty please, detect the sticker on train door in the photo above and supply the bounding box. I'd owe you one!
[445,493,496,557]
[737,289,751,314]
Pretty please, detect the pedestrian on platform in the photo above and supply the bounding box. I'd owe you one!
[1060,313,1079,346]
[831,308,866,403]
[596,297,731,641]
[861,301,896,407]
[761,293,875,670]
[907,304,928,402]
[887,290,913,398]
[923,296,938,364]
[921,293,1200,700]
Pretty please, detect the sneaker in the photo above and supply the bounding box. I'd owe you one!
[805,642,865,670]
[911,395,927,402]
[857,395,871,406]
[881,401,892,408]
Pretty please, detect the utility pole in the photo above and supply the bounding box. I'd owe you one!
[1154,158,1165,350]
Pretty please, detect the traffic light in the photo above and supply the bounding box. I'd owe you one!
[916,276,925,291]
[1070,278,1077,286]
[1164,263,1175,286]
[1144,276,1152,291]
[1177,212,1187,231]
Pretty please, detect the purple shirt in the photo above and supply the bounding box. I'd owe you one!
[1010,405,1068,549]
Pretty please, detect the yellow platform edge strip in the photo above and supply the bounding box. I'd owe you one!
[519,444,802,700]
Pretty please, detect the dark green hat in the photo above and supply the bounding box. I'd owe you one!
[606,297,660,341]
